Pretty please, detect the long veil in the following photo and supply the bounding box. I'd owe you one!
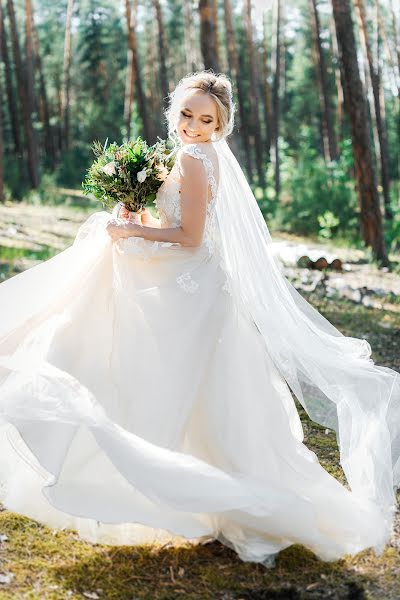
[213,137,400,527]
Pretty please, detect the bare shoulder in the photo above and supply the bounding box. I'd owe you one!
[178,148,207,177]
[179,141,216,163]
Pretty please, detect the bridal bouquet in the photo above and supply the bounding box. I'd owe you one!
[82,136,176,213]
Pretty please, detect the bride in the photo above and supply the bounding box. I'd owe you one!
[0,71,399,567]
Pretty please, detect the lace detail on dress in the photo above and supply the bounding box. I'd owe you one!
[176,272,199,294]
[154,142,219,294]
[154,166,182,228]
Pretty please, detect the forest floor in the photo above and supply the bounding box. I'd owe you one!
[0,201,399,599]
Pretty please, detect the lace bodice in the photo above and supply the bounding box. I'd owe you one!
[154,143,219,255]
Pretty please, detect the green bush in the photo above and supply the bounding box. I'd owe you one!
[276,132,360,241]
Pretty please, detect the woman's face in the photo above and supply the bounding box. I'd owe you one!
[176,90,219,144]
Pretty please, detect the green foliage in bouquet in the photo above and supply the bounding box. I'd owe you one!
[82,136,177,212]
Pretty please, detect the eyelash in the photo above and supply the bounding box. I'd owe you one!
[181,111,212,124]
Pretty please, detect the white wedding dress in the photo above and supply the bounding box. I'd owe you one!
[0,142,394,565]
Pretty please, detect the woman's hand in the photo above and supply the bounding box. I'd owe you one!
[140,208,154,226]
[106,219,141,242]
[119,205,145,224]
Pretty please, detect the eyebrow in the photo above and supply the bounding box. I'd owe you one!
[182,107,214,119]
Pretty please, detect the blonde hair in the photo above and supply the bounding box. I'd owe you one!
[165,70,236,144]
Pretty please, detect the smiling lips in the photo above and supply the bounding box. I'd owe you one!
[184,131,199,138]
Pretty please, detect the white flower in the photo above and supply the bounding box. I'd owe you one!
[137,169,147,183]
[156,165,169,182]
[102,161,116,176]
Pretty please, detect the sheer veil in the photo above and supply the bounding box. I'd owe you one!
[213,136,400,528]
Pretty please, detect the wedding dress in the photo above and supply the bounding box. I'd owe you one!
[0,140,399,566]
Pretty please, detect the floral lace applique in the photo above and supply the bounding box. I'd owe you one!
[154,169,182,228]
[176,272,199,294]
[218,256,234,297]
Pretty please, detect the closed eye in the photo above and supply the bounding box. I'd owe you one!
[181,110,212,124]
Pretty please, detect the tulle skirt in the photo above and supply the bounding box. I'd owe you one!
[0,212,390,565]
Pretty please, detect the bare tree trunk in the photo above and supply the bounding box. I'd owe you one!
[124,0,150,141]
[354,0,392,220]
[184,0,197,72]
[0,0,4,202]
[124,0,138,139]
[0,5,21,155]
[7,0,39,187]
[223,0,252,177]
[378,6,400,96]
[375,0,393,220]
[310,0,338,161]
[60,0,73,150]
[243,0,265,186]
[32,19,54,162]
[262,11,273,160]
[331,0,388,265]
[25,0,35,114]
[212,0,220,66]
[143,11,159,143]
[391,0,400,80]
[55,73,63,154]
[272,0,281,200]
[199,0,220,72]
[153,0,168,131]
[330,17,345,144]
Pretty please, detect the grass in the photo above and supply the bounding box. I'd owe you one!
[0,204,399,599]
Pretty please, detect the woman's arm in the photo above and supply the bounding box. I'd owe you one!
[140,209,162,228]
[108,154,208,247]
[119,205,161,228]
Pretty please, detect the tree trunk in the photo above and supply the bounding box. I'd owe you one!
[60,0,74,150]
[310,0,338,161]
[143,10,159,143]
[0,5,21,155]
[243,0,265,187]
[184,0,197,73]
[262,12,273,161]
[391,0,400,81]
[153,0,168,132]
[7,0,39,187]
[376,0,393,220]
[32,18,54,162]
[124,0,137,139]
[330,17,345,143]
[378,6,400,96]
[0,0,4,202]
[25,0,36,115]
[199,0,220,72]
[331,0,388,265]
[272,0,281,200]
[354,0,392,220]
[124,0,150,141]
[212,0,220,67]
[223,0,252,177]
